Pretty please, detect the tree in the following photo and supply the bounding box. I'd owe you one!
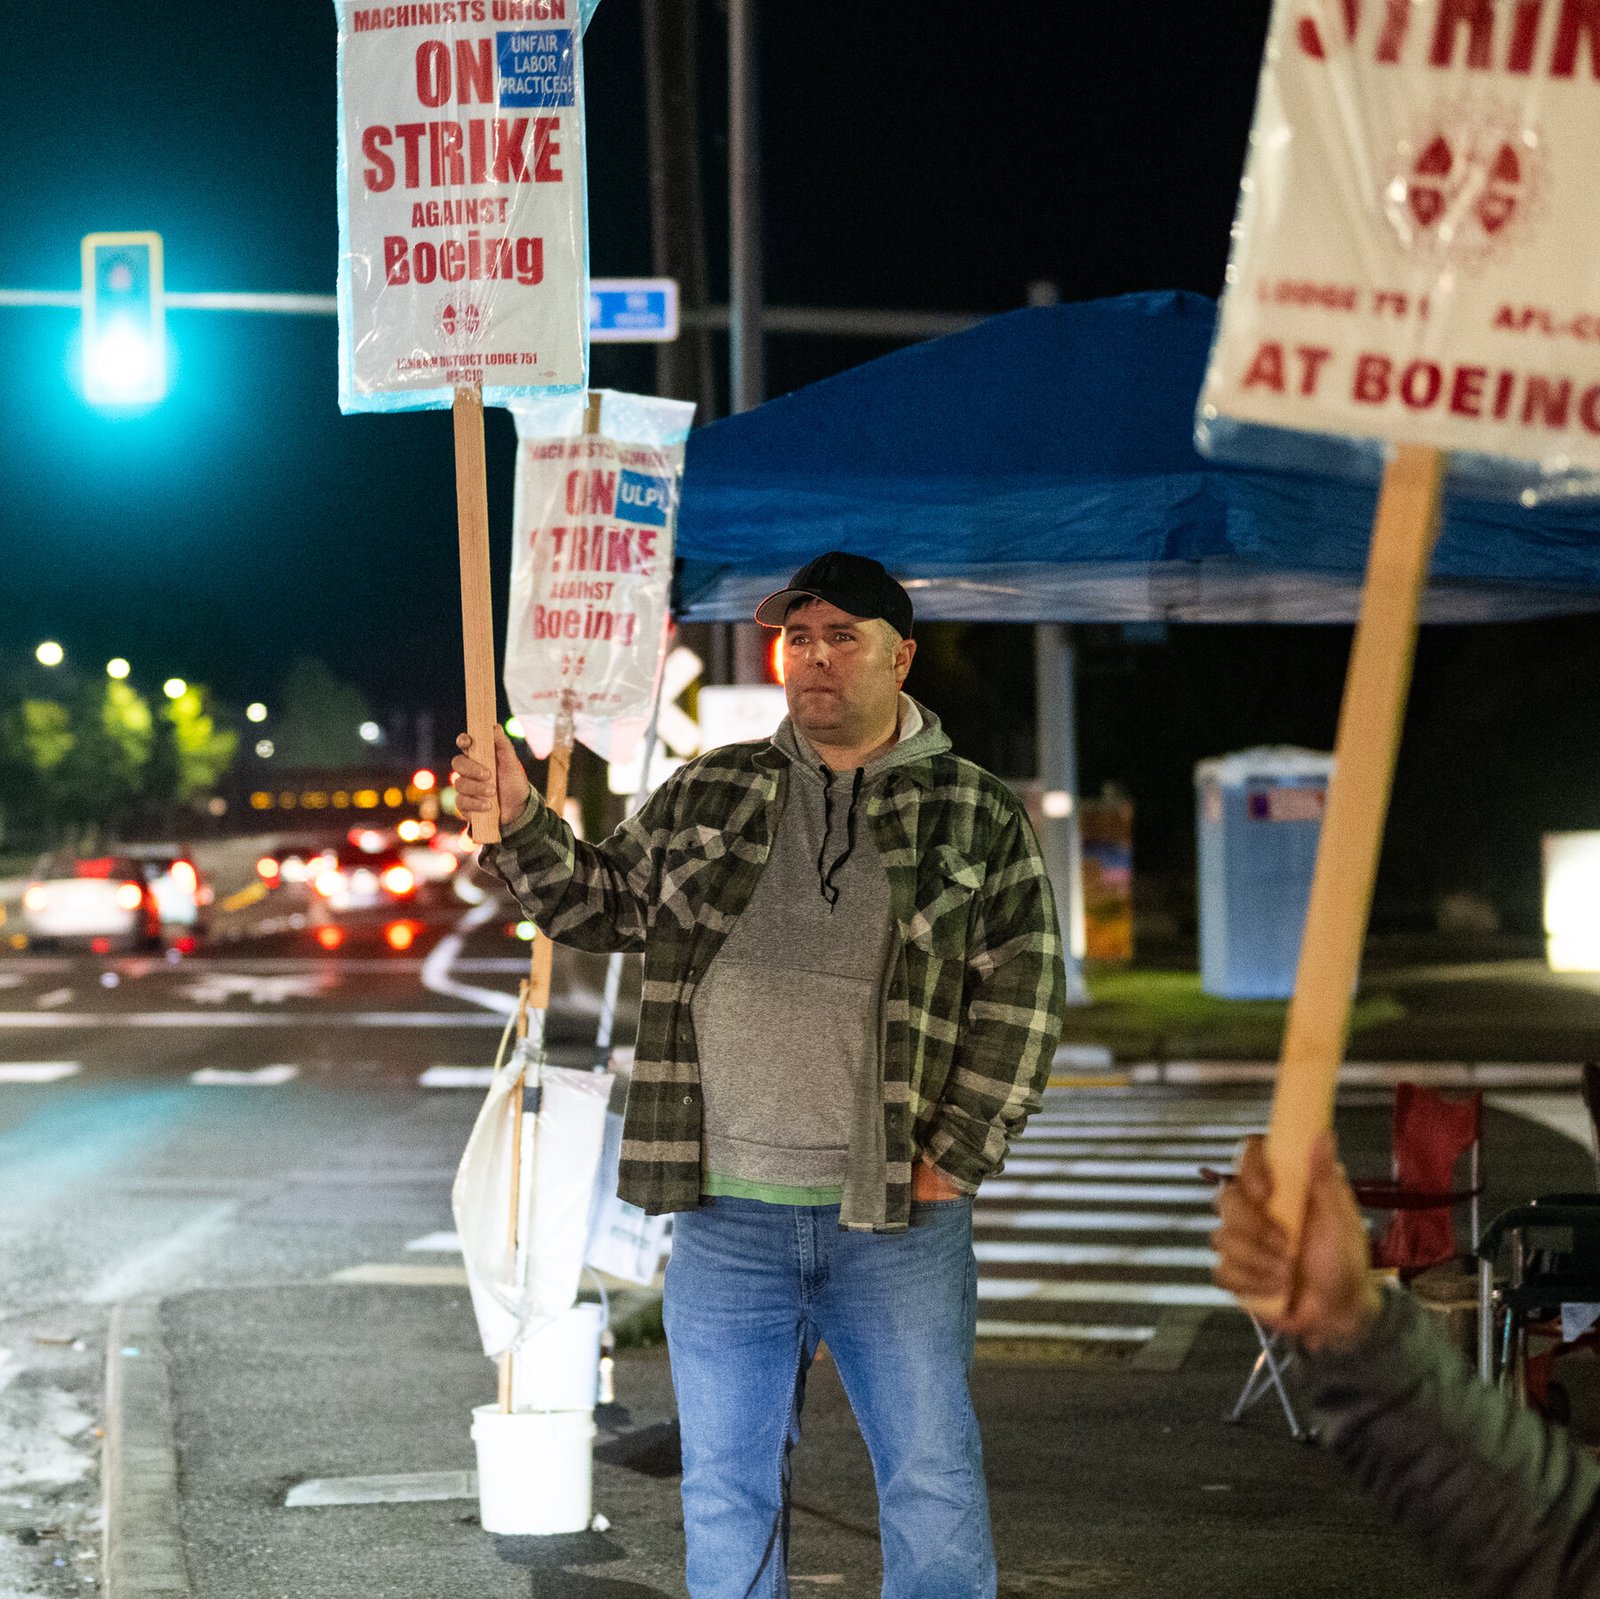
[162,686,236,804]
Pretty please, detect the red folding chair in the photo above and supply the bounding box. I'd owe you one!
[1351,1083,1483,1276]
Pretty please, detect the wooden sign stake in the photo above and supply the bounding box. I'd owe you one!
[1250,443,1446,1317]
[453,384,501,846]
[496,392,600,1409]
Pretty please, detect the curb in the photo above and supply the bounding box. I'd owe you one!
[104,1300,191,1599]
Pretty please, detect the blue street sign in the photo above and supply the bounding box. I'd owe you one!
[588,278,679,344]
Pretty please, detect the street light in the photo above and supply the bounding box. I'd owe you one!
[35,641,65,667]
[359,721,382,744]
[163,677,187,700]
[81,231,167,408]
[246,702,268,723]
[106,657,130,679]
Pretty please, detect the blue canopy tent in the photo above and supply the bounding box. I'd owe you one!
[674,290,1600,626]
[670,290,1600,1001]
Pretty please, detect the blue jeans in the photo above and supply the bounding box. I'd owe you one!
[663,1196,995,1599]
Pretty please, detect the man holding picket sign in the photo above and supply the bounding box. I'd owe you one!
[454,552,1067,1599]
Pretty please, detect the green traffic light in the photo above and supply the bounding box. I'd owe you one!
[81,231,167,407]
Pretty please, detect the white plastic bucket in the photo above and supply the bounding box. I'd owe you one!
[470,1405,597,1535]
[512,1302,604,1412]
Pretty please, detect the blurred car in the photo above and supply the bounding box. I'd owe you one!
[117,846,213,944]
[21,852,167,953]
[306,840,432,952]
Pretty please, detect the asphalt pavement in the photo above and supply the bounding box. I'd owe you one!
[2,874,1600,1599]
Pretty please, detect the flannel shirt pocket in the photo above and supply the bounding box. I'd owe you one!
[905,844,986,957]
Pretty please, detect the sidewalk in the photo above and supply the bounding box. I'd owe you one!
[126,1282,1463,1599]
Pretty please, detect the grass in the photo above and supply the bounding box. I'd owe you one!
[1071,968,1406,1061]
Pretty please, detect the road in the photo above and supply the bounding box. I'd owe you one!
[0,861,1595,1597]
[0,863,628,1598]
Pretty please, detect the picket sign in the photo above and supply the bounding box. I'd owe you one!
[1194,0,1600,1306]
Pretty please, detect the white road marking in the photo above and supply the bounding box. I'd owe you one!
[0,1011,507,1028]
[420,899,519,1017]
[287,1471,476,1508]
[1014,1141,1246,1160]
[974,1208,1216,1232]
[36,988,72,1009]
[180,971,331,1005]
[1004,1157,1219,1179]
[980,1180,1216,1204]
[976,1320,1154,1343]
[405,1231,463,1252]
[0,1062,81,1083]
[1021,1123,1264,1140]
[978,1278,1233,1308]
[419,1065,497,1088]
[84,1202,237,1304]
[189,1065,300,1085]
[1132,1060,1582,1087]
[329,1263,470,1285]
[974,1241,1217,1270]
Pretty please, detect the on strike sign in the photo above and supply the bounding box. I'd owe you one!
[1200,0,1600,482]
[334,0,597,412]
[505,392,696,760]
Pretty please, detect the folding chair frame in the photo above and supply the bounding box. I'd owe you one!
[1228,1316,1316,1443]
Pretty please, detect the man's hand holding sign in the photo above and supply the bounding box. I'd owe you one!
[1200,0,1600,1310]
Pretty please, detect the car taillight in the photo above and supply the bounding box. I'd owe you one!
[256,857,280,881]
[381,865,416,896]
[314,870,344,898]
[22,885,48,913]
[114,882,145,911]
[169,860,198,896]
[315,925,346,951]
[385,920,420,951]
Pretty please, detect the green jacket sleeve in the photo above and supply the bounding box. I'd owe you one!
[1308,1289,1600,1598]
[922,801,1067,1191]
[478,774,681,955]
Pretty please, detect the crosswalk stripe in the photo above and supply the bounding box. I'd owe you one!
[190,1065,300,1085]
[976,1320,1154,1343]
[1020,1124,1263,1140]
[1004,1157,1223,1179]
[1014,1142,1245,1159]
[974,1241,1217,1270]
[418,1065,497,1088]
[981,1180,1215,1204]
[974,1208,1216,1232]
[0,1061,81,1083]
[978,1278,1233,1308]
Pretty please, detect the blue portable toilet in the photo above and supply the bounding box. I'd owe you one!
[1195,747,1334,1000]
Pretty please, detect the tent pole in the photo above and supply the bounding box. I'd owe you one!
[1034,623,1089,1005]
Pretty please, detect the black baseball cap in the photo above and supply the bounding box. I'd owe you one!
[753,551,914,638]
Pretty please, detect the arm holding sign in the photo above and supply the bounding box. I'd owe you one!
[1214,1135,1600,1599]
[452,727,664,955]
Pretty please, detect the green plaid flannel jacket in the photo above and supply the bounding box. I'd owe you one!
[482,727,1067,1231]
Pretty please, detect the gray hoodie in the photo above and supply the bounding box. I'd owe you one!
[690,696,950,1207]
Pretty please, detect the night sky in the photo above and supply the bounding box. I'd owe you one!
[0,1,1269,706]
[3,1,1597,927]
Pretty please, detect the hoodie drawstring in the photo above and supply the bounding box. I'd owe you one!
[815,765,865,909]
